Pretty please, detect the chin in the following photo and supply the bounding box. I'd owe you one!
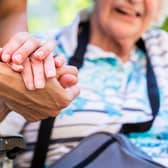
[108,26,141,41]
[107,21,141,37]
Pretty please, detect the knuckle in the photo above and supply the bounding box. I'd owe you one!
[59,96,72,109]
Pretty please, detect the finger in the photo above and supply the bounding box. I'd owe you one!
[44,54,56,78]
[10,63,24,72]
[59,74,77,88]
[31,57,45,89]
[33,40,56,60]
[12,37,40,64]
[1,32,30,63]
[21,58,35,90]
[56,65,78,79]
[54,54,66,68]
[65,85,80,101]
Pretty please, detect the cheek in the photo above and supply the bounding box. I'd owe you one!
[96,7,111,27]
[145,0,160,21]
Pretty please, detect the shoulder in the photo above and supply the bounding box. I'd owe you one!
[143,29,168,78]
[143,29,168,87]
[143,29,168,59]
[143,29,168,47]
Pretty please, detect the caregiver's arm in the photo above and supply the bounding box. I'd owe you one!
[0,0,27,46]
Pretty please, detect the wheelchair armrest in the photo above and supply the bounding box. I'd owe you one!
[0,135,26,159]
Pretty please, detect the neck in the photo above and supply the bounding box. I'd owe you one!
[89,16,136,62]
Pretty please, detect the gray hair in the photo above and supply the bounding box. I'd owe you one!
[152,0,168,26]
[158,0,168,25]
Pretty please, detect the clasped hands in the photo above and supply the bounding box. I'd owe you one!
[0,32,79,121]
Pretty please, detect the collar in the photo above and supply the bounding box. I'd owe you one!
[85,44,143,64]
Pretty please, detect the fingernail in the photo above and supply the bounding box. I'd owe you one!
[35,51,44,59]
[26,82,35,91]
[35,80,45,89]
[11,63,24,72]
[47,69,56,78]
[13,54,22,64]
[2,54,10,62]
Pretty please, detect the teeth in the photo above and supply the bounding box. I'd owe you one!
[136,12,141,17]
[116,8,127,15]
[116,7,139,17]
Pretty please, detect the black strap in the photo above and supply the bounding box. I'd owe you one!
[31,21,160,167]
[121,39,160,133]
[68,22,90,69]
[31,22,91,168]
[30,117,55,168]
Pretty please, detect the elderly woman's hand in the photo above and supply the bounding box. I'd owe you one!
[0,32,56,89]
[0,32,78,90]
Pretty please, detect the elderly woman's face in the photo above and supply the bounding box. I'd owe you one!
[94,0,161,40]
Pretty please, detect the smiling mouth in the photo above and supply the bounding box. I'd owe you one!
[115,7,142,17]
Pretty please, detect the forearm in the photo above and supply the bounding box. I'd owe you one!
[0,0,27,46]
[0,13,28,46]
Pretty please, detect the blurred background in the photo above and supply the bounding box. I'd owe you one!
[28,0,168,33]
[28,0,92,32]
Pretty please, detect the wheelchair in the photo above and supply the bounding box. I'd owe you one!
[0,135,25,168]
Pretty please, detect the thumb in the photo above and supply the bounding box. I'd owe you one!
[59,74,77,88]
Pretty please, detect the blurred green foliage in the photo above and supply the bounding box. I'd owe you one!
[28,0,92,32]
[28,17,55,32]
[161,18,168,32]
[54,0,92,26]
[28,0,168,32]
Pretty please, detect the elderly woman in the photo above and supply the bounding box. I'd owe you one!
[2,0,168,167]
